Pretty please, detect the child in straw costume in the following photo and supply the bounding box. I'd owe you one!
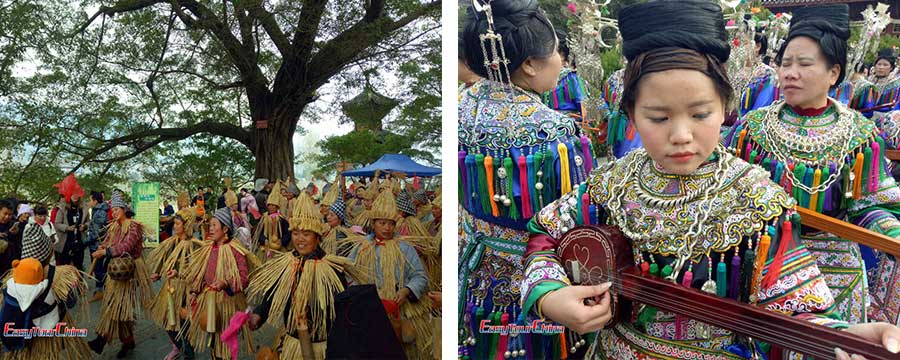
[0,222,90,360]
[147,207,203,360]
[247,193,360,359]
[88,191,153,358]
[345,189,434,359]
[254,181,291,260]
[184,207,260,360]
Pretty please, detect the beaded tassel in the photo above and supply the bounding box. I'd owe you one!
[716,254,727,298]
[793,163,806,204]
[749,149,758,165]
[871,141,882,193]
[466,154,478,214]
[534,151,545,209]
[862,146,873,193]
[526,154,537,212]
[841,160,852,202]
[485,155,499,216]
[730,247,741,300]
[546,151,557,201]
[581,192,591,225]
[740,235,756,302]
[559,332,568,359]
[517,155,532,218]
[476,154,491,215]
[818,166,829,213]
[736,129,748,158]
[743,140,753,162]
[574,184,586,226]
[751,229,773,297]
[801,166,813,208]
[853,151,865,199]
[762,156,772,172]
[497,313,509,360]
[503,157,519,220]
[809,168,821,211]
[773,161,784,184]
[459,150,468,207]
[558,142,572,195]
[581,135,593,174]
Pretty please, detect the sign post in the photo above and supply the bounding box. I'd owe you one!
[132,182,161,248]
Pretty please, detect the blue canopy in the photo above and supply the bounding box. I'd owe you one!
[342,154,441,177]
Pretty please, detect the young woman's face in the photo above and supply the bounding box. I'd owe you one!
[778,36,840,109]
[875,58,893,77]
[291,229,319,255]
[631,69,725,175]
[373,219,396,240]
[325,211,340,227]
[174,218,184,236]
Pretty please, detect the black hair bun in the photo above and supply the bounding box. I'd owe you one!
[618,0,729,63]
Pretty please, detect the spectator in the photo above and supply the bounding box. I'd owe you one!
[0,200,22,276]
[86,191,109,302]
[162,200,174,216]
[54,194,86,271]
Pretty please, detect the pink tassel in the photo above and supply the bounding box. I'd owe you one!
[496,313,510,360]
[870,141,881,193]
[581,192,590,224]
[517,155,533,218]
[580,135,593,173]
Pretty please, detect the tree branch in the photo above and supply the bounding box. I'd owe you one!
[72,0,167,36]
[246,1,291,56]
[66,120,252,175]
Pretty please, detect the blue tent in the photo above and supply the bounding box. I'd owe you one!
[342,154,441,177]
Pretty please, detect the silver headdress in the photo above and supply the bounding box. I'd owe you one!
[473,0,513,85]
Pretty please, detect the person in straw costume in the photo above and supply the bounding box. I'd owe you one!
[351,181,379,230]
[0,222,89,360]
[345,189,433,359]
[146,207,203,360]
[322,191,352,256]
[183,207,260,360]
[87,190,153,358]
[425,191,441,237]
[222,181,252,250]
[247,193,361,359]
[254,181,291,260]
[396,190,431,238]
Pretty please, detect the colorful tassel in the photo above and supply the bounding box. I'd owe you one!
[474,307,486,359]
[871,140,882,191]
[809,168,821,211]
[517,155,532,218]
[736,129,748,158]
[526,154,537,212]
[459,150,468,207]
[534,151,545,208]
[544,151,556,201]
[575,183,586,226]
[485,155,499,216]
[558,142,572,195]
[801,166,813,208]
[862,146,872,193]
[853,151,865,199]
[476,154,490,215]
[773,161,784,184]
[681,265,694,288]
[752,230,772,296]
[559,332,568,359]
[581,192,591,225]
[716,255,727,298]
[817,166,828,213]
[465,154,477,214]
[740,246,755,302]
[503,157,519,220]
[729,251,741,300]
[793,163,806,203]
[581,135,593,174]
[497,313,509,360]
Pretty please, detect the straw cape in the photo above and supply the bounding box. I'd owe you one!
[145,208,204,331]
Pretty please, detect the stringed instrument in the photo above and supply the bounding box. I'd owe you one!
[558,220,898,359]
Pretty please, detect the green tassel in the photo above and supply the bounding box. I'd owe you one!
[818,165,829,213]
[716,258,727,298]
[877,137,887,177]
[476,154,490,215]
[841,162,852,207]
[649,263,660,277]
[636,306,658,330]
[545,150,556,200]
[534,151,545,210]
[474,307,486,359]
[793,163,807,203]
[488,312,500,360]
[749,149,758,165]
[661,263,673,278]
[762,156,771,171]
[552,333,561,359]
[531,332,544,359]
[575,183,587,225]
[739,248,755,302]
[863,146,873,192]
[503,157,519,220]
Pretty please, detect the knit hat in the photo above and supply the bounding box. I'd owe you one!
[286,182,300,196]
[12,258,43,285]
[368,189,401,222]
[266,182,286,208]
[21,224,51,264]
[413,189,428,204]
[110,190,127,209]
[396,190,416,217]
[329,198,347,222]
[213,207,234,232]
[290,193,328,235]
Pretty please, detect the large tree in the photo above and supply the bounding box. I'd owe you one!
[1,0,440,185]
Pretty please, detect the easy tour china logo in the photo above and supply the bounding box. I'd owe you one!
[3,323,88,339]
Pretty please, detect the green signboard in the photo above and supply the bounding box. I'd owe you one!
[132,182,160,248]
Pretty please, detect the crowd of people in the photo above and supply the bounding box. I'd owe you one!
[0,171,442,359]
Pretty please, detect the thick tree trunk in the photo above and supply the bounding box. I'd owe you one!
[253,114,296,181]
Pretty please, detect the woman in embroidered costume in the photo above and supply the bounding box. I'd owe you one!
[723,4,900,328]
[87,190,152,358]
[183,207,259,360]
[459,0,597,357]
[542,28,589,122]
[146,207,202,360]
[527,2,900,359]
[0,219,89,360]
[254,181,291,259]
[738,32,780,117]
[247,193,357,359]
[345,189,433,359]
